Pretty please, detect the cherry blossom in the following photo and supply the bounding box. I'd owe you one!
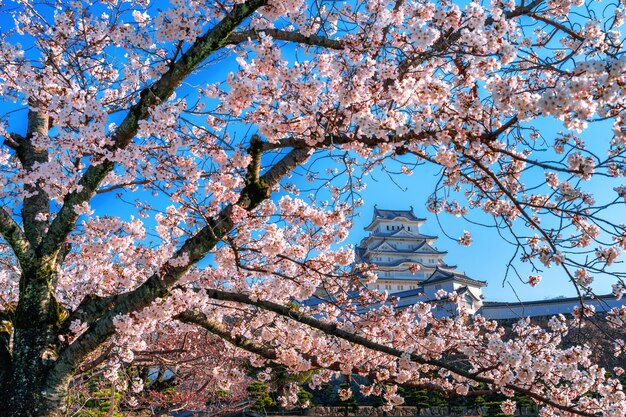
[0,0,624,415]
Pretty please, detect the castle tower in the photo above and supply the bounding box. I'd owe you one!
[356,207,487,314]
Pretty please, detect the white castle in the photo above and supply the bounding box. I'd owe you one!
[347,207,626,320]
[355,207,486,315]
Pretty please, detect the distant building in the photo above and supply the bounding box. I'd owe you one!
[479,295,626,320]
[309,207,626,320]
[355,207,486,315]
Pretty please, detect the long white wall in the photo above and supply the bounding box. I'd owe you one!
[480,296,626,320]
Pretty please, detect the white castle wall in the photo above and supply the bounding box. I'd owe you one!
[354,208,626,321]
[479,296,626,320]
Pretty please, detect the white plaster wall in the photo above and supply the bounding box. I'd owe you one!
[423,280,455,299]
[480,297,626,320]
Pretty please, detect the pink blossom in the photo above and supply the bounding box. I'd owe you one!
[528,275,542,287]
[500,400,516,415]
[458,230,472,246]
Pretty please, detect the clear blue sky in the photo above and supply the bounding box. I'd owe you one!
[338,115,623,303]
[1,0,623,304]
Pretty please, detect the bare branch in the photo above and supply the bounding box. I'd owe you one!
[529,12,585,41]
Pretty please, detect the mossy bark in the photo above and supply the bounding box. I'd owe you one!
[6,265,69,417]
[0,2,276,415]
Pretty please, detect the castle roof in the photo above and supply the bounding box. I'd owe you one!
[359,239,447,256]
[481,294,616,308]
[423,268,487,287]
[364,228,438,240]
[387,228,436,240]
[364,207,425,230]
[389,288,424,298]
[374,207,425,221]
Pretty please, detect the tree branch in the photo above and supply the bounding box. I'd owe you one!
[176,310,279,360]
[61,294,122,334]
[175,309,497,399]
[47,145,312,393]
[397,0,543,78]
[40,0,269,259]
[0,207,33,265]
[2,133,22,150]
[201,288,595,416]
[529,12,585,41]
[226,29,343,49]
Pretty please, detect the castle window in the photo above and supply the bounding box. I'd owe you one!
[407,226,411,231]
[387,225,390,230]
[398,285,404,290]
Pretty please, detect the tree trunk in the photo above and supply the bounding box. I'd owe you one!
[5,267,69,417]
[8,331,68,417]
[2,108,70,416]
[0,309,13,409]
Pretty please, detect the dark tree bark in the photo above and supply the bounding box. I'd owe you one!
[8,267,67,417]
[0,307,13,409]
[0,2,271,414]
[0,0,567,415]
[3,108,68,416]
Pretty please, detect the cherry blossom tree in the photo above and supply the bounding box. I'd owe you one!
[0,0,625,416]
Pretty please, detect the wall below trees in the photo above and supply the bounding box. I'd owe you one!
[479,295,626,320]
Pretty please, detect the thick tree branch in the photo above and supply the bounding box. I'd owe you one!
[201,289,595,416]
[176,310,279,360]
[0,207,33,265]
[47,145,312,394]
[2,133,22,150]
[40,0,269,259]
[226,29,344,49]
[61,294,122,334]
[263,114,519,153]
[176,309,497,399]
[15,109,51,249]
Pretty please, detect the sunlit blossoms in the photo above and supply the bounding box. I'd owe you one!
[0,0,625,415]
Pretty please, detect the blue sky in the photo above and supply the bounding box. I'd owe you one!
[341,117,624,303]
[1,0,624,304]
